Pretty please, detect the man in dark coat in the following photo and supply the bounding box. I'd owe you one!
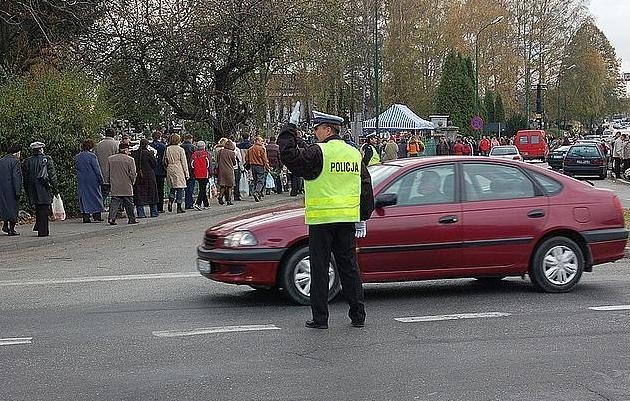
[22,142,59,237]
[0,145,23,236]
[151,131,167,212]
[181,134,196,209]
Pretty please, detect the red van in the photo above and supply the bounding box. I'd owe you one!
[514,130,549,161]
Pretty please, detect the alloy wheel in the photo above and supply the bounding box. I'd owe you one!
[293,256,336,297]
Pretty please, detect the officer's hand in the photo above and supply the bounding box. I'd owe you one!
[355,221,367,238]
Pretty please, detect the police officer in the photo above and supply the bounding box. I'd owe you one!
[361,132,381,166]
[278,111,375,329]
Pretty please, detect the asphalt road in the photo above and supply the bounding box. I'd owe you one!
[2,185,630,400]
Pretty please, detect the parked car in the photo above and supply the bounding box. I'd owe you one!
[197,157,627,304]
[514,130,549,161]
[547,145,572,170]
[488,145,522,161]
[563,144,607,179]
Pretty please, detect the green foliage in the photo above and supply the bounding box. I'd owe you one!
[506,113,527,136]
[0,70,112,213]
[435,52,476,134]
[495,93,505,123]
[483,91,495,123]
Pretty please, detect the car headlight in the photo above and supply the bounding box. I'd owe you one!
[223,231,258,247]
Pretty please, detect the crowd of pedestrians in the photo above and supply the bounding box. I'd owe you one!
[0,128,302,237]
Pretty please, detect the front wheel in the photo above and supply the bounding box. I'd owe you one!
[529,237,584,293]
[279,246,341,305]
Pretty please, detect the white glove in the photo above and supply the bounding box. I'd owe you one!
[355,221,367,238]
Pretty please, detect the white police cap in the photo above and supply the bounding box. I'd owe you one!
[312,111,344,128]
[29,141,45,149]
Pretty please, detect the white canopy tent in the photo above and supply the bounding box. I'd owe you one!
[362,104,435,131]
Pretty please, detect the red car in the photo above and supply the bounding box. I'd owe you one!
[197,157,628,305]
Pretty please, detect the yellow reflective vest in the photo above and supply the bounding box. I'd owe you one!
[367,145,380,166]
[304,140,362,225]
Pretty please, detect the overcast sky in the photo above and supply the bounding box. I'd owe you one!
[589,0,630,72]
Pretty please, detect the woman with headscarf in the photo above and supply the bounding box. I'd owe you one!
[164,134,189,213]
[216,139,236,205]
[191,140,211,210]
[75,139,104,223]
[132,138,159,218]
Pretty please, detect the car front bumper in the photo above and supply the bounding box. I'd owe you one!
[196,245,286,286]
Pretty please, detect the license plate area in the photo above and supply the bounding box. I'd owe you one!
[576,160,590,164]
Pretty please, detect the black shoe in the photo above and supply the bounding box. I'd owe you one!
[7,230,19,236]
[37,233,49,237]
[218,197,224,205]
[92,213,103,222]
[351,320,365,328]
[108,220,117,226]
[253,193,260,202]
[2,224,8,233]
[305,320,328,329]
[128,220,139,225]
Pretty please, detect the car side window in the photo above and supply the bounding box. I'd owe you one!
[385,164,456,206]
[531,135,540,144]
[519,136,528,144]
[463,163,536,201]
[529,171,562,195]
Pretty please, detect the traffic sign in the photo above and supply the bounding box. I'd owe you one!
[471,116,484,131]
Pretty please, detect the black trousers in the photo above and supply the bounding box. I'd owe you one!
[234,169,242,200]
[34,204,50,236]
[308,223,365,324]
[196,178,209,207]
[109,196,136,223]
[156,175,166,212]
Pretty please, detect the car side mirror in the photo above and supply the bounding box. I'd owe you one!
[374,193,397,209]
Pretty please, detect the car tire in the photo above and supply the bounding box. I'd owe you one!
[279,246,341,305]
[529,237,584,293]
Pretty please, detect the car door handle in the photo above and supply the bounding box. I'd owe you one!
[438,215,458,224]
[527,209,545,218]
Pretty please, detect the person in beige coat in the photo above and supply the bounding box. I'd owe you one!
[106,143,137,225]
[164,133,190,213]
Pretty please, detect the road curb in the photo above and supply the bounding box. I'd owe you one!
[0,196,302,253]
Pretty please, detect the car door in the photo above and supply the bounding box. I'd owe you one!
[460,162,548,272]
[358,163,462,277]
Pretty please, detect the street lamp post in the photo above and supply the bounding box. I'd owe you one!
[475,15,504,118]
[556,64,576,130]
[374,0,380,138]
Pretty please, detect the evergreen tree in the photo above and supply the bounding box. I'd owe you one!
[495,93,505,123]
[435,52,477,134]
[483,91,496,123]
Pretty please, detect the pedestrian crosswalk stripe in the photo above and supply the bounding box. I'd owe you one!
[589,305,630,311]
[0,337,33,346]
[152,325,281,338]
[394,312,511,323]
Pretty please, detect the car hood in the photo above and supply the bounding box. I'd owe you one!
[209,202,305,234]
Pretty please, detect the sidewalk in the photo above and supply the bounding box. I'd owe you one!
[0,194,302,252]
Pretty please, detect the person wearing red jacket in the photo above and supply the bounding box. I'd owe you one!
[462,139,472,156]
[191,141,211,210]
[452,139,464,155]
[479,135,491,156]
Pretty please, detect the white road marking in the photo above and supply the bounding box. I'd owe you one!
[0,272,200,287]
[0,337,33,346]
[589,305,630,311]
[395,312,511,323]
[153,325,281,338]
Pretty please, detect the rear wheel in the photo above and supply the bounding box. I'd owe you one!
[279,246,341,305]
[529,237,584,293]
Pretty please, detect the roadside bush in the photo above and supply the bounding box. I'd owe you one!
[0,70,112,214]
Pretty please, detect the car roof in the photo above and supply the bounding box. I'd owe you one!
[380,156,524,168]
[490,145,517,149]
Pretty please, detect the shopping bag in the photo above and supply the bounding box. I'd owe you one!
[265,173,275,189]
[239,175,249,198]
[51,194,66,221]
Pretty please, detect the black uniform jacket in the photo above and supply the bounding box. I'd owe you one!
[278,126,375,221]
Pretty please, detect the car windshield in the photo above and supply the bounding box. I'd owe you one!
[567,146,600,157]
[368,164,401,188]
[490,147,517,155]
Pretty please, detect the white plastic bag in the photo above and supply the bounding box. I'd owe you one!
[239,175,249,199]
[265,173,275,189]
[51,194,66,221]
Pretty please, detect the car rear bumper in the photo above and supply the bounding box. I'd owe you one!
[563,165,606,175]
[582,228,629,265]
[196,245,285,286]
